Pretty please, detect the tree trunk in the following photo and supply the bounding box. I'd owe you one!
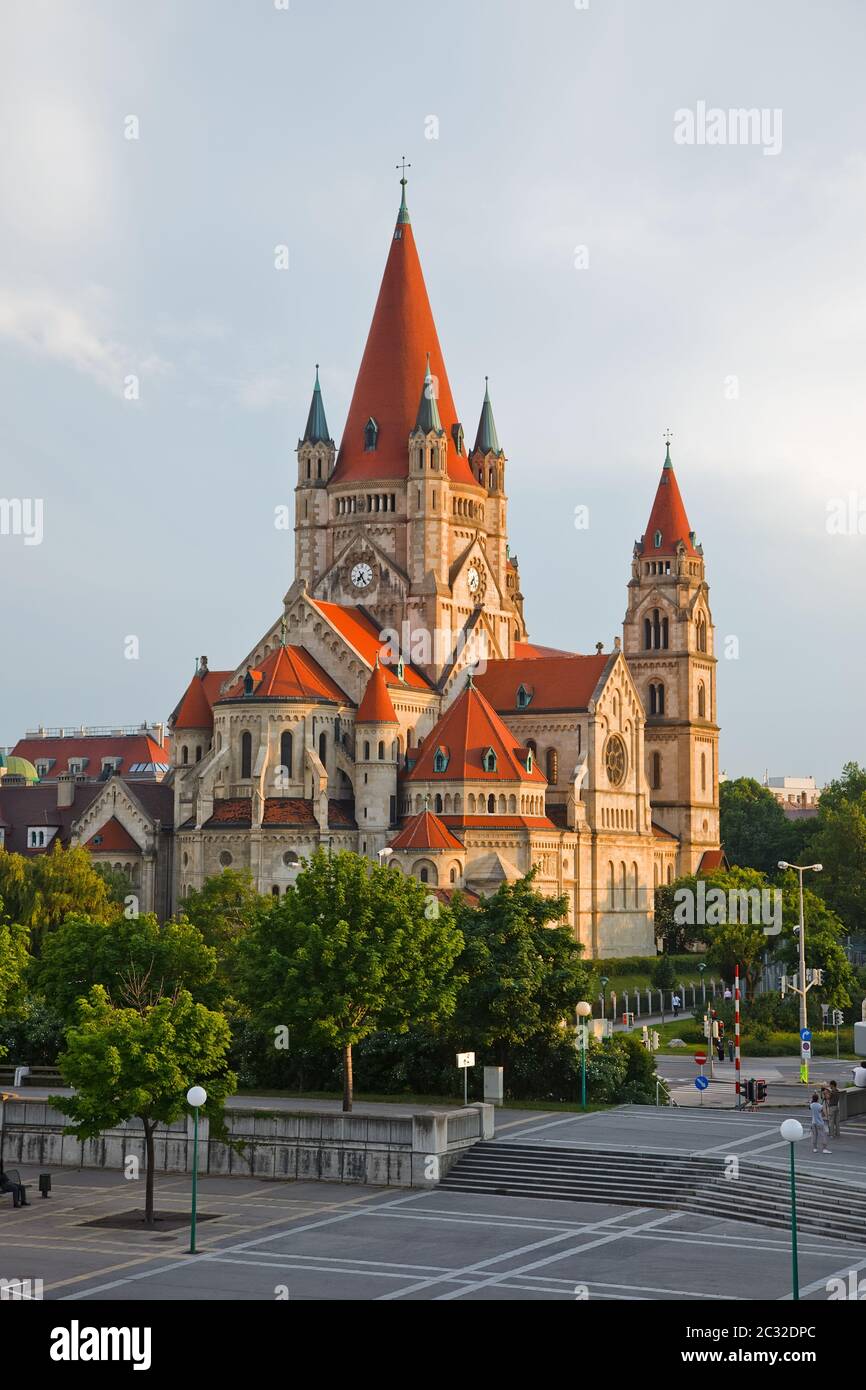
[143,1119,155,1226]
[342,1043,353,1113]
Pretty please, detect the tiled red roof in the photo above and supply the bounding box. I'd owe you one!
[640,454,698,557]
[308,599,431,689]
[405,681,546,784]
[389,810,464,852]
[171,669,232,730]
[356,661,399,724]
[85,817,140,853]
[219,645,350,704]
[11,733,170,780]
[442,815,556,830]
[513,642,578,660]
[431,885,482,908]
[698,848,728,871]
[330,198,475,488]
[200,798,356,830]
[474,654,610,714]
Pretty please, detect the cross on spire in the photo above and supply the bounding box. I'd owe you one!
[396,156,411,184]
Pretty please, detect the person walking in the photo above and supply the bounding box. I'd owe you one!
[672,993,681,1019]
[809,1092,832,1153]
[826,1080,841,1139]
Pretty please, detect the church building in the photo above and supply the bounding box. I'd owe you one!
[168,175,720,958]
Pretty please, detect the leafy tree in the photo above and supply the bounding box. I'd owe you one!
[236,849,463,1111]
[92,863,135,905]
[53,985,235,1225]
[0,844,118,953]
[0,909,29,1054]
[450,872,596,1064]
[776,882,858,1011]
[719,777,794,875]
[812,762,866,934]
[653,882,705,954]
[179,869,269,991]
[31,913,218,1023]
[651,954,676,992]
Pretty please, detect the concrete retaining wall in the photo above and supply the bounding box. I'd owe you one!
[0,1100,493,1189]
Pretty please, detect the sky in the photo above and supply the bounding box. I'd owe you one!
[1,0,864,784]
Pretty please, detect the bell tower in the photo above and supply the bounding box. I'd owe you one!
[623,439,720,873]
[295,366,335,588]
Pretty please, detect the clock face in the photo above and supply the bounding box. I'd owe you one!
[351,562,373,589]
[467,565,480,593]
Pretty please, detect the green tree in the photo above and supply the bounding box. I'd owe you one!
[450,873,596,1064]
[0,844,118,953]
[813,762,866,934]
[31,913,218,1023]
[53,985,235,1225]
[0,909,29,1054]
[719,777,794,875]
[180,869,269,992]
[653,881,705,954]
[776,882,858,1012]
[236,849,463,1111]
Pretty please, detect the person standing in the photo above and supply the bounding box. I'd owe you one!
[672,992,681,1019]
[826,1080,841,1139]
[809,1092,832,1153]
[727,1036,735,1063]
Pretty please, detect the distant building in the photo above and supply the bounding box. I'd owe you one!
[764,774,821,819]
[8,724,170,782]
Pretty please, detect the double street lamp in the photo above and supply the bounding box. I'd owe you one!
[778,861,822,1081]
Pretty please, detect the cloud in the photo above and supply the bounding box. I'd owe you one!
[0,287,169,394]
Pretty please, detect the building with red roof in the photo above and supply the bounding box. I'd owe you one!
[164,180,720,949]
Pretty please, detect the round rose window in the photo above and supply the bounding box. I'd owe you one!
[604,735,627,786]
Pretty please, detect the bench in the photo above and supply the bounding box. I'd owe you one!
[0,1170,31,1208]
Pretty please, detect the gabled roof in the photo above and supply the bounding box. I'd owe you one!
[330,184,475,487]
[388,809,464,852]
[698,847,728,872]
[651,820,680,843]
[638,442,699,557]
[171,668,233,731]
[405,680,546,783]
[356,661,398,724]
[219,645,350,705]
[474,653,610,714]
[308,598,432,690]
[85,817,140,853]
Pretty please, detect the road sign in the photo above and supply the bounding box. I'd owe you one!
[694,1052,707,1065]
[695,1075,709,1091]
[801,1040,812,1057]
[574,1026,589,1048]
[800,1028,812,1042]
[456,1052,475,1069]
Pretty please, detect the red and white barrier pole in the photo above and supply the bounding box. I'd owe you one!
[735,964,741,1106]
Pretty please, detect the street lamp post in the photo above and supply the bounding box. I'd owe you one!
[576,1001,592,1109]
[187,1085,207,1254]
[780,1118,804,1300]
[778,862,822,1082]
[599,976,609,1030]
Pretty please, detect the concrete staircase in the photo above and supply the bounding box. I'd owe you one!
[441,1142,866,1246]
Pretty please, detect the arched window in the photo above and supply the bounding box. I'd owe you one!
[449,866,457,884]
[661,615,669,648]
[318,731,327,765]
[195,745,202,762]
[378,740,385,760]
[620,862,627,907]
[701,751,707,792]
[487,793,496,814]
[271,885,280,897]
[181,745,188,765]
[697,682,706,718]
[608,861,615,909]
[649,682,665,716]
[651,751,661,790]
[280,730,293,778]
[434,793,443,814]
[420,866,429,883]
[546,747,559,785]
[468,793,476,813]
[696,614,707,652]
[363,740,370,760]
[632,863,639,907]
[644,617,652,649]
[482,748,497,773]
[364,417,378,451]
[653,529,662,548]
[240,732,252,779]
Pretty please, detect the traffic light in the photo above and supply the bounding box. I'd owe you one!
[651,1030,660,1051]
[756,1079,768,1103]
[812,968,824,986]
[832,1009,844,1026]
[745,1078,757,1103]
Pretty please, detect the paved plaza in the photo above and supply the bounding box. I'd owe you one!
[2,1105,864,1302]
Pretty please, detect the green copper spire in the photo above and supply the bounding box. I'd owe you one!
[302,364,331,444]
[396,156,411,225]
[473,377,502,455]
[414,353,444,433]
[663,431,673,469]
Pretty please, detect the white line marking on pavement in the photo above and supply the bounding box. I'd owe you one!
[780,1254,866,1300]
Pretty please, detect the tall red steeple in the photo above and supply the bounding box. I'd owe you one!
[331,175,474,487]
[639,440,699,557]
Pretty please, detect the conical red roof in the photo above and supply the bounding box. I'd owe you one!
[356,660,398,724]
[331,195,475,487]
[405,680,546,783]
[172,668,232,730]
[389,809,464,852]
[640,448,698,557]
[219,645,350,704]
